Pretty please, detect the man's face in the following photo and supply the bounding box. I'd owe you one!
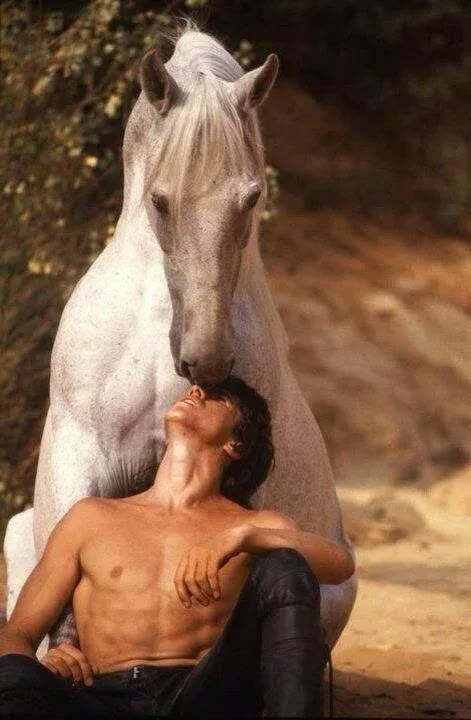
[165,385,242,449]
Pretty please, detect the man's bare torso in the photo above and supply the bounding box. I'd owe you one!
[72,496,258,673]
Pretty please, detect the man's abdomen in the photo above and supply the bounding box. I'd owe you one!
[72,554,253,673]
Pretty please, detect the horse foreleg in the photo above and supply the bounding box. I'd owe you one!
[3,508,49,657]
[33,412,105,648]
[4,508,35,621]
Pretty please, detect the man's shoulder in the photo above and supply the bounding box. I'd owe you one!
[45,498,110,552]
[50,497,116,546]
[66,496,113,523]
[71,495,110,510]
[247,508,298,531]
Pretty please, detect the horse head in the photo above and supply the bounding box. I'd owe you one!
[138,36,279,386]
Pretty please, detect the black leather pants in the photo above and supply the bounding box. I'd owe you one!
[0,548,328,719]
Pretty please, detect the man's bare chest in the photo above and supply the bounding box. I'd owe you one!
[78,509,253,600]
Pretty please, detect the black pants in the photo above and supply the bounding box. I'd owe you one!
[0,548,328,719]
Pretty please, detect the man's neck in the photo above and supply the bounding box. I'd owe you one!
[143,434,227,511]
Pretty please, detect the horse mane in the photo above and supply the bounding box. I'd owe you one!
[144,24,266,227]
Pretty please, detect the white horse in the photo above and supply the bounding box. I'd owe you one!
[4,25,357,653]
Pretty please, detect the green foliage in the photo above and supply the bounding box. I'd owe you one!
[1,0,171,272]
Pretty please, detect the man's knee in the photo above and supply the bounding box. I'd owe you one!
[0,654,75,719]
[251,547,321,617]
[0,653,62,692]
[253,547,319,583]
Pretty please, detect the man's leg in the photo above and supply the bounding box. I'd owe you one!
[0,653,81,720]
[170,547,326,718]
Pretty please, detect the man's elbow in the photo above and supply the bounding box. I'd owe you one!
[323,549,355,585]
[335,550,356,585]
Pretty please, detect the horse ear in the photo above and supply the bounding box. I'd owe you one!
[139,49,179,116]
[231,53,279,112]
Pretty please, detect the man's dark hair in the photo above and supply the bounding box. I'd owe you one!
[202,375,275,509]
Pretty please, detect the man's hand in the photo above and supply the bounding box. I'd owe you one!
[40,642,94,686]
[174,524,250,608]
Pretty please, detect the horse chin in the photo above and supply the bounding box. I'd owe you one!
[188,367,232,387]
[174,354,233,386]
[174,361,185,379]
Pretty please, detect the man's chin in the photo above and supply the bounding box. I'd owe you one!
[165,405,195,426]
[165,407,182,422]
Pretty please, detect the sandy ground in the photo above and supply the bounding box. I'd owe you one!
[1,482,470,718]
[329,482,471,718]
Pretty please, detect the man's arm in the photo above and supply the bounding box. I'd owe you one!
[243,510,355,585]
[0,500,88,658]
[174,510,356,607]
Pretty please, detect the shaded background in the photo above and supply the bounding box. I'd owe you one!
[1,1,470,716]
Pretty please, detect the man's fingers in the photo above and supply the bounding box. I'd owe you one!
[41,658,61,676]
[175,549,222,607]
[42,652,73,680]
[174,556,192,608]
[203,553,221,599]
[186,555,210,606]
[185,575,209,605]
[196,555,214,599]
[52,649,84,684]
[206,554,221,599]
[59,644,94,686]
[45,646,92,685]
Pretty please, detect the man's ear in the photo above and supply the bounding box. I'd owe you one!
[139,49,180,116]
[224,439,244,461]
[230,53,279,112]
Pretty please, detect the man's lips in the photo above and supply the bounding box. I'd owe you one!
[179,397,198,407]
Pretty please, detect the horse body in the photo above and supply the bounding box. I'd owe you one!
[5,27,357,651]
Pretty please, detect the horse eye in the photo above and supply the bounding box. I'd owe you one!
[244,190,261,211]
[151,193,169,214]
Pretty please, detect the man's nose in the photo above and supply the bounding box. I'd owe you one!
[189,384,205,400]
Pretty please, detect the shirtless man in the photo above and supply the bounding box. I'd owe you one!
[0,375,354,719]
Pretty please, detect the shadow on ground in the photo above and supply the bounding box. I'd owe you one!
[333,668,471,718]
